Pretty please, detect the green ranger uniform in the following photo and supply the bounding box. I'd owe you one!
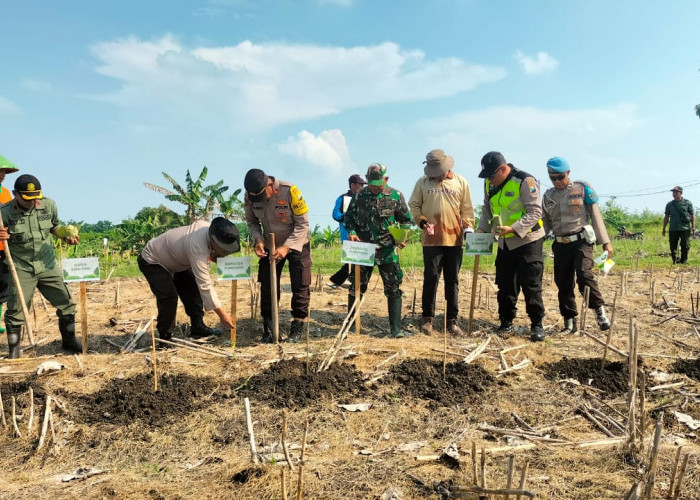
[1,197,77,328]
[343,163,413,337]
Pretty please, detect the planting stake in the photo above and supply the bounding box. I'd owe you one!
[671,453,689,500]
[354,264,361,334]
[0,211,35,346]
[296,420,309,500]
[243,397,259,464]
[306,309,310,376]
[115,281,121,309]
[580,285,590,332]
[471,441,478,485]
[270,233,279,343]
[281,468,288,500]
[230,280,238,348]
[516,460,530,500]
[27,387,34,434]
[150,316,158,392]
[11,396,21,437]
[667,447,683,500]
[36,396,51,451]
[468,255,480,334]
[0,386,6,428]
[281,410,295,471]
[505,455,514,500]
[80,282,88,354]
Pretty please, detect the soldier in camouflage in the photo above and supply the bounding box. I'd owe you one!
[343,163,414,338]
[0,174,82,358]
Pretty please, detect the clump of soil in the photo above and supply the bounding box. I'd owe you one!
[235,358,368,408]
[670,358,700,381]
[542,357,631,396]
[68,373,217,427]
[385,359,495,407]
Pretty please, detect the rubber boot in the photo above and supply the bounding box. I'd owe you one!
[561,317,578,334]
[530,322,545,342]
[261,317,274,344]
[287,319,304,343]
[595,306,611,331]
[58,315,83,353]
[0,304,5,334]
[7,327,21,359]
[388,295,404,338]
[496,318,513,335]
[190,316,220,338]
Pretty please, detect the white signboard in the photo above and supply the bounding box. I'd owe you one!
[216,256,252,281]
[464,233,495,256]
[62,257,100,282]
[340,240,376,266]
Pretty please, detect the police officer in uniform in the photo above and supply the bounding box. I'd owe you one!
[541,157,611,335]
[244,168,311,343]
[476,152,546,341]
[343,163,414,338]
[0,174,82,358]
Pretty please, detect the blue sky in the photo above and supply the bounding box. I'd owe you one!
[1,0,699,228]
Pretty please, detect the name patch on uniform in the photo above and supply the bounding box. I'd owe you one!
[38,214,52,221]
[289,185,308,216]
[505,191,515,197]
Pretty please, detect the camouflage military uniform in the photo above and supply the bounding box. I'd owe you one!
[1,197,77,330]
[343,184,413,300]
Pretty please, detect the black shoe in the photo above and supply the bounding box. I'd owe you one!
[286,320,304,343]
[530,323,545,342]
[261,317,274,343]
[190,317,220,338]
[496,320,513,334]
[561,317,578,334]
[595,307,611,331]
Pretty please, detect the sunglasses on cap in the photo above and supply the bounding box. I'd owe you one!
[549,173,566,181]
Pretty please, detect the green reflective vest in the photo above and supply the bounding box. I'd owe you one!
[486,173,541,238]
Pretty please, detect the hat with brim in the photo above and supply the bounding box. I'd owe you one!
[366,163,387,186]
[209,217,240,253]
[244,168,269,202]
[423,149,454,177]
[0,154,19,174]
[478,151,506,179]
[15,174,42,200]
[671,186,683,193]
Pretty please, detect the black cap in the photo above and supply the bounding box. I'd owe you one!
[14,174,43,200]
[244,168,269,202]
[348,174,366,186]
[209,217,240,253]
[479,151,506,179]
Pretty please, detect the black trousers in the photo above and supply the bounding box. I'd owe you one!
[258,243,311,320]
[138,256,204,335]
[495,238,545,324]
[329,263,351,286]
[553,240,605,318]
[421,246,463,320]
[0,253,8,304]
[669,230,690,264]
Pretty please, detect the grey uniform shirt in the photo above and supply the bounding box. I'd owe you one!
[245,177,310,252]
[542,180,610,245]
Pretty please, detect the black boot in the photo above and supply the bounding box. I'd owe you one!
[7,327,21,359]
[496,318,514,335]
[561,317,578,334]
[261,317,274,344]
[388,295,405,338]
[58,315,83,353]
[287,319,304,343]
[190,316,220,338]
[530,322,545,342]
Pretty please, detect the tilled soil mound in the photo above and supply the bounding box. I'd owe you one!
[67,373,218,427]
[386,359,495,407]
[542,357,631,396]
[234,358,368,408]
[670,358,700,381]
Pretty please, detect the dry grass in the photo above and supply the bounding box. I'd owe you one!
[1,265,699,499]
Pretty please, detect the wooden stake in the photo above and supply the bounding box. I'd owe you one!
[115,281,121,309]
[306,311,311,376]
[471,441,478,485]
[230,280,238,348]
[11,396,21,437]
[281,410,295,471]
[281,468,288,500]
[0,386,6,428]
[516,460,530,500]
[581,285,590,332]
[36,396,51,451]
[0,211,35,345]
[643,419,663,500]
[243,397,259,464]
[443,300,447,378]
[505,455,514,500]
[354,265,361,334]
[27,387,34,434]
[411,288,416,316]
[296,420,309,500]
[480,447,486,488]
[270,233,279,344]
[80,282,88,355]
[150,317,158,392]
[468,255,480,335]
[600,326,614,371]
[671,452,689,500]
[667,447,683,499]
[250,279,255,319]
[639,371,647,437]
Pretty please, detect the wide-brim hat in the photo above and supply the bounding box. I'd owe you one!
[209,217,240,253]
[0,154,19,174]
[423,149,454,177]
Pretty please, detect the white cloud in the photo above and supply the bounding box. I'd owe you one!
[278,129,350,171]
[89,36,505,130]
[0,96,20,114]
[514,50,558,75]
[21,79,53,92]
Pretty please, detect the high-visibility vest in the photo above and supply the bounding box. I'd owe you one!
[486,170,542,238]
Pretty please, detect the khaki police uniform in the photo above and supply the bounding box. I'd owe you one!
[245,177,311,320]
[542,180,610,320]
[476,167,545,325]
[1,197,76,328]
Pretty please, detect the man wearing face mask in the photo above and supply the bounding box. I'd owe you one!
[476,152,546,341]
[541,157,612,336]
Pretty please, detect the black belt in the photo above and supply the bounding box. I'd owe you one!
[555,231,584,244]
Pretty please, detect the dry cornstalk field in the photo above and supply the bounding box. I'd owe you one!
[1,264,699,499]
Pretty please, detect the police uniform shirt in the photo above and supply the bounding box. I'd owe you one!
[542,181,610,244]
[1,197,59,274]
[244,177,310,251]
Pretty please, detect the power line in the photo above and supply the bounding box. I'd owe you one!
[598,179,700,198]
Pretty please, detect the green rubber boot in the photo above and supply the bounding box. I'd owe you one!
[0,304,5,334]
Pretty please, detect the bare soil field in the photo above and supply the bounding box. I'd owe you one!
[1,264,699,499]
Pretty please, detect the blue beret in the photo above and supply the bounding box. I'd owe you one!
[546,157,570,173]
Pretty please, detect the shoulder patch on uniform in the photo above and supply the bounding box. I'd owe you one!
[525,177,538,194]
[289,185,308,215]
[581,181,599,205]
